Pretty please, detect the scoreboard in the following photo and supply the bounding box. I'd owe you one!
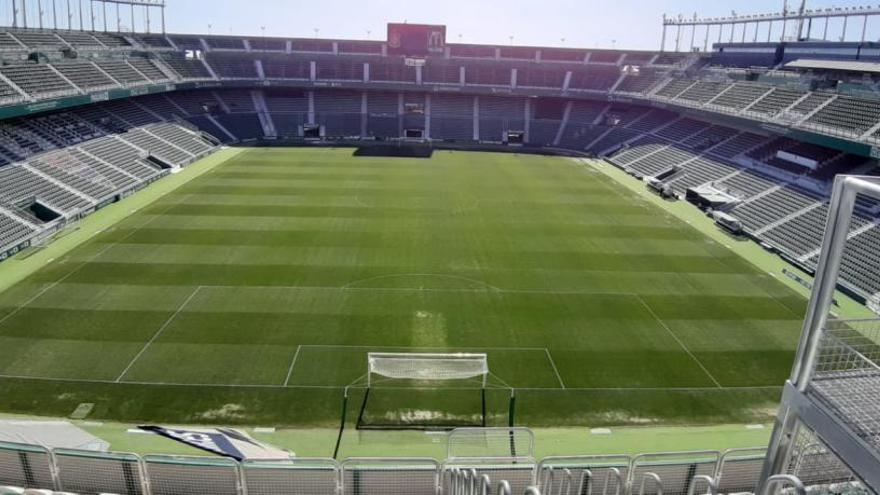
[387,23,446,56]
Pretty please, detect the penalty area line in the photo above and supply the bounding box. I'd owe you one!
[545,348,566,389]
[283,345,302,387]
[0,373,782,391]
[114,285,203,383]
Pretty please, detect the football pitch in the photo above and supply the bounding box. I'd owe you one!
[0,148,806,428]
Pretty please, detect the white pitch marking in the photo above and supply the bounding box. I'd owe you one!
[115,286,203,383]
[0,372,783,392]
[0,195,194,329]
[196,283,642,297]
[283,345,302,387]
[634,294,723,389]
[545,348,566,389]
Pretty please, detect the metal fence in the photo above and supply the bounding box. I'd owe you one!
[537,455,630,495]
[629,451,721,495]
[241,458,339,495]
[0,433,779,495]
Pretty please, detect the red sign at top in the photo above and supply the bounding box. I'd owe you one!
[387,23,446,56]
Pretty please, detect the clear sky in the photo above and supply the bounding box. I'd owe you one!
[7,0,880,50]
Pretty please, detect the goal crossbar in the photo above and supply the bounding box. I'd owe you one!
[366,352,489,387]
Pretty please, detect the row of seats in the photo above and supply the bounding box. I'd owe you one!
[0,58,176,101]
[1,29,129,51]
[131,32,683,68]
[0,95,219,251]
[601,120,880,299]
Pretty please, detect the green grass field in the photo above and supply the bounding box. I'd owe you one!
[0,148,807,432]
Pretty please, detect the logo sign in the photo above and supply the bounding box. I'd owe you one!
[139,426,290,460]
[387,23,446,56]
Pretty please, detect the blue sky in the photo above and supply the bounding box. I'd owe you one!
[7,0,880,50]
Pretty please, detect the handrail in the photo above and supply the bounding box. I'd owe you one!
[0,441,775,495]
[638,472,663,495]
[687,475,718,495]
[761,474,806,495]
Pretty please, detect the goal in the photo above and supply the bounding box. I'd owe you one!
[333,352,516,456]
[358,353,490,431]
[345,352,515,431]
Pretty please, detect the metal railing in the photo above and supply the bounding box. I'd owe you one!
[0,438,778,495]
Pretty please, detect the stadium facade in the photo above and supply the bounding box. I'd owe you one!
[0,4,879,495]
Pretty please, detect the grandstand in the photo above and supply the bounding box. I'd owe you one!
[0,2,878,494]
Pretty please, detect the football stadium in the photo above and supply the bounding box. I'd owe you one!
[0,0,879,493]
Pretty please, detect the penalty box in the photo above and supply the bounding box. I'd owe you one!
[285,345,565,389]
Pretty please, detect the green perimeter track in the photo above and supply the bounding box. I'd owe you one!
[0,147,859,439]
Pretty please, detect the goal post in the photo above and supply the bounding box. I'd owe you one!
[367,352,490,387]
[337,352,514,433]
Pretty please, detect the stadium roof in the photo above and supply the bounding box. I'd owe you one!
[785,58,880,74]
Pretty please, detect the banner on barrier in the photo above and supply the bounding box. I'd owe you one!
[139,425,291,460]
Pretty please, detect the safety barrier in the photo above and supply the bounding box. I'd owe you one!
[0,432,777,495]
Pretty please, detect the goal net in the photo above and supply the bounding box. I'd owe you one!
[367,353,489,385]
[347,353,510,431]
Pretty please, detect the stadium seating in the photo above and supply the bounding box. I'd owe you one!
[676,81,732,105]
[568,66,621,92]
[134,34,175,49]
[479,96,524,141]
[806,96,880,136]
[208,55,260,79]
[709,132,768,160]
[665,156,741,195]
[338,41,383,55]
[464,63,510,86]
[262,57,311,80]
[832,224,880,297]
[516,66,566,89]
[316,58,364,81]
[424,62,461,85]
[785,92,834,120]
[160,56,214,80]
[52,63,118,91]
[0,208,37,249]
[0,87,220,253]
[314,90,362,136]
[715,169,779,198]
[707,83,772,111]
[0,64,77,98]
[9,30,65,50]
[369,59,417,83]
[205,36,246,51]
[366,91,400,139]
[615,70,664,94]
[248,37,288,52]
[730,186,821,232]
[654,79,695,99]
[94,60,150,85]
[625,109,677,134]
[129,58,172,82]
[745,87,807,117]
[79,136,163,180]
[654,118,708,141]
[450,44,495,59]
[431,94,474,141]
